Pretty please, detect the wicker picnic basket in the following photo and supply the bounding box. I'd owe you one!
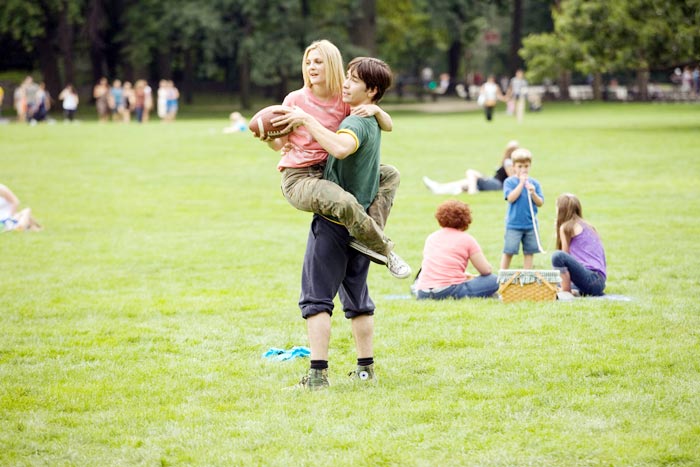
[497,269,561,303]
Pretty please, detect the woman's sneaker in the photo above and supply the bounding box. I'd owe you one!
[348,238,388,264]
[387,251,411,279]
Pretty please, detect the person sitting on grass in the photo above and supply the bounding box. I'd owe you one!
[413,199,498,300]
[0,183,42,232]
[551,193,607,297]
[422,140,518,195]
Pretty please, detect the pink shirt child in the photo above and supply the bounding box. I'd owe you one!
[415,228,483,290]
[277,87,351,171]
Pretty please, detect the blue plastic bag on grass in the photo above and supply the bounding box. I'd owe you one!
[262,346,310,361]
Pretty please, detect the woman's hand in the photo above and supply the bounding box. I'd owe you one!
[270,106,308,135]
[351,104,379,117]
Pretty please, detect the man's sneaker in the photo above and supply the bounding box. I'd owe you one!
[290,368,329,391]
[348,364,377,383]
[387,251,412,279]
[348,238,388,265]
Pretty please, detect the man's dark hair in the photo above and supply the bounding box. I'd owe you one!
[347,57,393,103]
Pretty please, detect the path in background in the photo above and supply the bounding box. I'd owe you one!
[384,97,480,113]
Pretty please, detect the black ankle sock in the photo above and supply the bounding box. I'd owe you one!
[357,357,374,367]
[310,360,328,370]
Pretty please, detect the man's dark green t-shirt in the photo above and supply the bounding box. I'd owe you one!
[322,115,381,210]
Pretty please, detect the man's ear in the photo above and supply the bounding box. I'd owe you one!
[367,86,378,100]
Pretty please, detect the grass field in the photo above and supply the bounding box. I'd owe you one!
[1,102,700,466]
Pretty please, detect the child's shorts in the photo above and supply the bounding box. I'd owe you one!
[503,228,539,255]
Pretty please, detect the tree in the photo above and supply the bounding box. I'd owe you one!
[521,0,700,100]
[0,0,84,97]
[349,0,377,54]
[508,0,522,75]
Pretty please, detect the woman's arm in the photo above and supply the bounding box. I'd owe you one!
[351,104,392,132]
[469,251,493,276]
[272,106,357,159]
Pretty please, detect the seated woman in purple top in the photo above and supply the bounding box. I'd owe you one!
[551,193,607,296]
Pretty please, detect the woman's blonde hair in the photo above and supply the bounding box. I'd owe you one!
[302,40,345,98]
[502,140,519,163]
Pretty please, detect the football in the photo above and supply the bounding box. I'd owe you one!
[248,105,292,140]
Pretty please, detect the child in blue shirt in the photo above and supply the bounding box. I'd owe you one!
[500,148,544,269]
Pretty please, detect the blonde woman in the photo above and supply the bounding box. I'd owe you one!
[256,40,409,278]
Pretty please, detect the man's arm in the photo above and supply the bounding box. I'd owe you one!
[273,106,357,159]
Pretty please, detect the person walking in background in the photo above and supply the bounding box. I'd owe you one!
[478,75,505,122]
[93,77,110,123]
[423,140,518,195]
[133,80,147,123]
[110,79,123,121]
[23,77,39,123]
[58,84,79,122]
[551,193,607,297]
[413,199,498,300]
[0,183,42,232]
[157,80,168,120]
[507,69,528,123]
[120,81,134,122]
[142,81,153,122]
[14,80,27,123]
[165,80,179,122]
[30,82,50,124]
[500,148,544,270]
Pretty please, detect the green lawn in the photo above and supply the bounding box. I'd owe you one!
[1,102,699,466]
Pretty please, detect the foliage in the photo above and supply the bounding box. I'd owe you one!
[522,0,700,83]
[1,103,700,465]
[377,0,439,73]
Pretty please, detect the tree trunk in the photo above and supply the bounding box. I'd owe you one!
[636,68,649,101]
[558,70,570,100]
[447,40,462,94]
[36,35,61,103]
[239,48,251,110]
[87,0,107,85]
[157,49,173,80]
[183,49,194,105]
[509,0,523,76]
[349,0,376,54]
[593,72,603,100]
[58,3,75,86]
